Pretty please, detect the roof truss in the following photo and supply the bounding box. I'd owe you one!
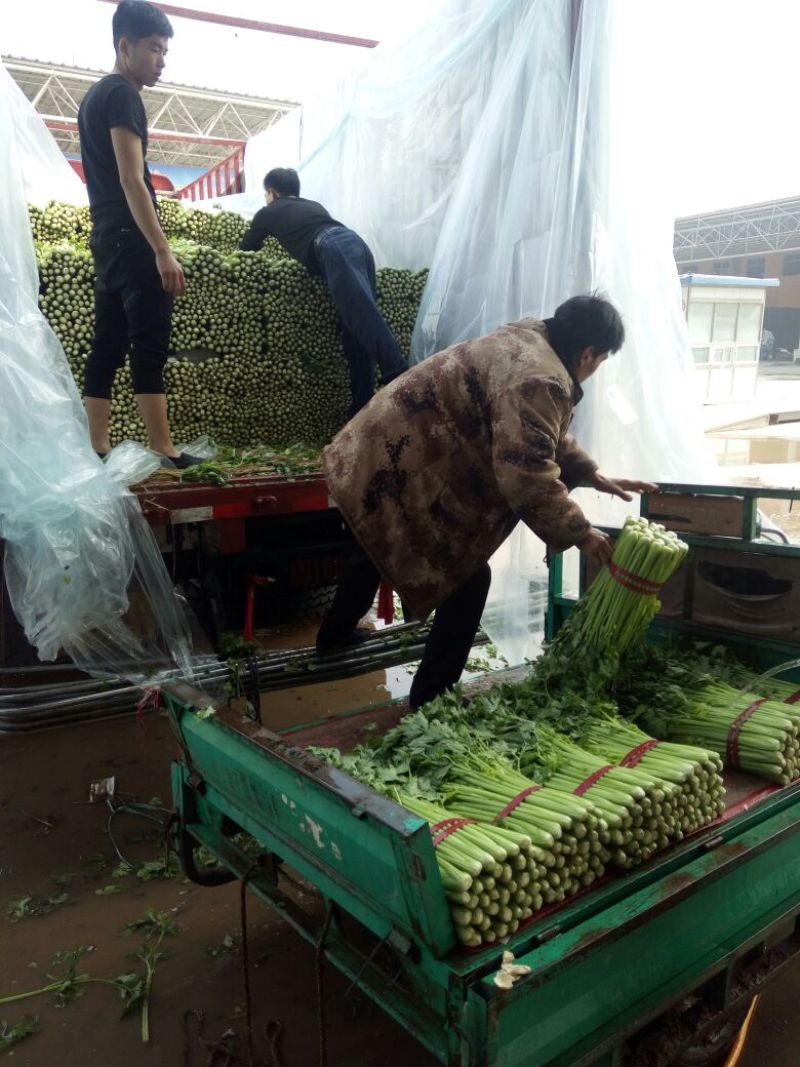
[4,55,296,169]
[675,197,800,263]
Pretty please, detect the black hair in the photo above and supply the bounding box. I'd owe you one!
[113,1,173,50]
[546,293,625,361]
[263,167,301,198]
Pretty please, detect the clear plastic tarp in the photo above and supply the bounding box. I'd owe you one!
[234,0,717,664]
[2,65,88,207]
[0,64,195,683]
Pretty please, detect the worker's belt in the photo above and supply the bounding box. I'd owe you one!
[313,225,346,254]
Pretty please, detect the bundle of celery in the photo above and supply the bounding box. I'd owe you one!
[650,681,800,785]
[550,516,689,660]
[519,730,684,869]
[442,755,609,905]
[580,719,726,836]
[730,669,800,708]
[400,795,544,948]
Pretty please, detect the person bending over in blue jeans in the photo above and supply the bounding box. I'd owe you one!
[240,167,408,415]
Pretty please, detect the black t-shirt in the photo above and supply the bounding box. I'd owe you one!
[78,73,157,234]
[240,197,344,273]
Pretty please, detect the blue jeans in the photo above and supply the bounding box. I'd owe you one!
[316,227,408,414]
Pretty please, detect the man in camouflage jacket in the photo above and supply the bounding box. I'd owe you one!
[317,295,656,709]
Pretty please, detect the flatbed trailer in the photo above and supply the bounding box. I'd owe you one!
[132,466,354,639]
[0,466,385,731]
[0,466,344,677]
[163,484,800,1066]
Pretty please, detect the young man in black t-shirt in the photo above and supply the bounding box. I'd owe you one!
[78,0,199,467]
[240,167,408,415]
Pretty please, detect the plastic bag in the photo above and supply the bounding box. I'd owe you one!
[104,441,163,488]
[175,435,218,461]
[0,62,196,683]
[2,64,88,207]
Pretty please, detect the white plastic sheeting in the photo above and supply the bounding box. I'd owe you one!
[237,0,715,664]
[0,63,195,681]
[2,64,88,207]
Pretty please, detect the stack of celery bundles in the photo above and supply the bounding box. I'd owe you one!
[565,517,689,656]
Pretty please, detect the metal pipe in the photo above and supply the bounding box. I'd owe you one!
[43,117,245,147]
[97,1,379,48]
[0,627,490,732]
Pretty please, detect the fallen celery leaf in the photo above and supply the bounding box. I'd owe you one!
[196,706,216,720]
[0,1015,41,1051]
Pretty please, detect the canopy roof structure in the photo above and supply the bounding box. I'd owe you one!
[3,54,297,169]
[674,195,800,265]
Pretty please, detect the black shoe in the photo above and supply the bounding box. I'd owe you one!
[166,452,204,470]
[96,451,109,460]
[315,626,372,658]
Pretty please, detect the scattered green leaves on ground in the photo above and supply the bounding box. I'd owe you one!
[0,1015,41,1052]
[6,892,70,924]
[112,855,182,882]
[120,910,177,1042]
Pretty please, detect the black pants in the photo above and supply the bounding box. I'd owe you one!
[84,227,173,399]
[315,227,408,415]
[317,542,491,710]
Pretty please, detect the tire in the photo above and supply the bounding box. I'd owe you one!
[275,583,338,623]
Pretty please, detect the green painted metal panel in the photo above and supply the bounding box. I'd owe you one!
[166,695,456,958]
[469,803,800,1066]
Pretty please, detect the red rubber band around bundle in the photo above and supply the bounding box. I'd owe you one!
[608,561,664,596]
[785,691,800,705]
[430,817,475,847]
[574,765,616,796]
[726,699,766,769]
[492,784,542,823]
[619,739,660,768]
[135,684,161,730]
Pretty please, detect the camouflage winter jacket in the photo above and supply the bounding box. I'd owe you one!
[323,318,597,619]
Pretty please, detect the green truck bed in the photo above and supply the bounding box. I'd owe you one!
[164,484,800,1066]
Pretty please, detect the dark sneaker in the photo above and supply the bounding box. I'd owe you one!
[168,452,204,470]
[315,626,372,657]
[96,451,109,460]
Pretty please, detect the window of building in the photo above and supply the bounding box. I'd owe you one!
[733,345,758,362]
[712,303,737,343]
[783,252,800,275]
[713,260,733,275]
[688,301,762,365]
[737,303,762,343]
[687,301,713,343]
[745,256,765,278]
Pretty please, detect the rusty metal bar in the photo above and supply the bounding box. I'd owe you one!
[44,117,245,146]
[97,0,380,48]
